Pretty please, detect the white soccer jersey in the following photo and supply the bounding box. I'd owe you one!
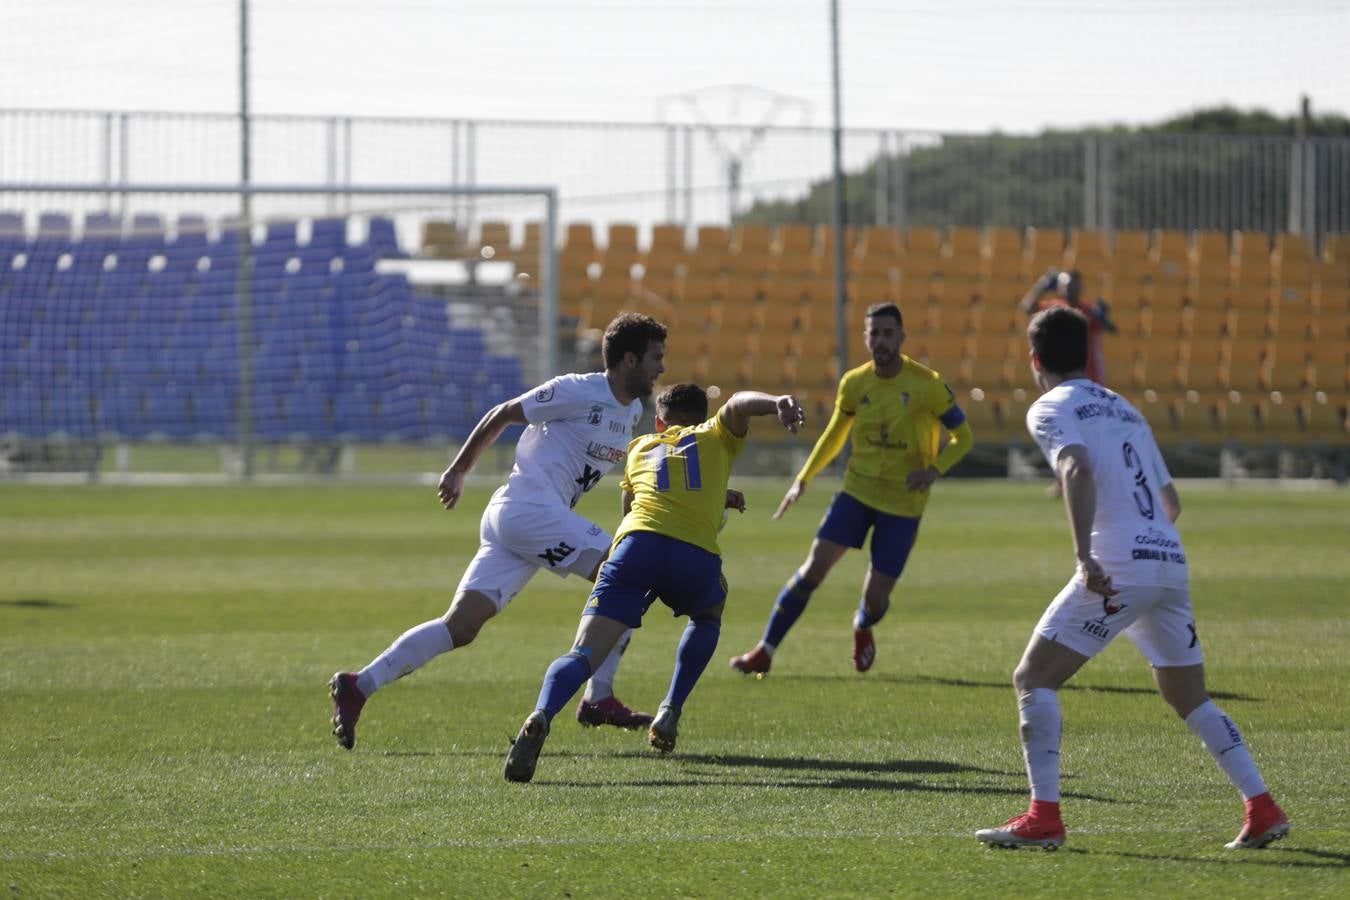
[1026,379,1188,588]
[495,372,644,510]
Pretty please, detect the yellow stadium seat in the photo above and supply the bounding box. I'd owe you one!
[1067,229,1111,271]
[649,223,686,256]
[1309,339,1347,393]
[937,273,981,309]
[1110,229,1153,292]
[1190,229,1231,285]
[1274,303,1318,343]
[1102,333,1141,389]
[855,226,901,274]
[1144,303,1185,342]
[1025,226,1066,278]
[1138,333,1184,391]
[1273,233,1314,300]
[770,224,813,280]
[1225,336,1270,396]
[677,271,716,307]
[1307,392,1348,444]
[1152,229,1189,286]
[902,227,943,278]
[1267,336,1310,394]
[758,296,805,333]
[942,227,984,280]
[585,273,638,330]
[687,226,730,279]
[512,221,544,277]
[910,332,968,374]
[559,269,590,321]
[421,219,467,259]
[733,223,771,254]
[477,220,512,262]
[566,222,597,254]
[1262,393,1312,446]
[1232,231,1272,288]
[713,295,756,332]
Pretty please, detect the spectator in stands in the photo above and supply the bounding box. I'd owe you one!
[1019,268,1117,385]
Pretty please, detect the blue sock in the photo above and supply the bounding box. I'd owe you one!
[854,598,886,630]
[665,617,721,710]
[762,574,817,649]
[535,650,593,721]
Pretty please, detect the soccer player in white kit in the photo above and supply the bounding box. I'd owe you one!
[976,305,1289,851]
[329,313,669,749]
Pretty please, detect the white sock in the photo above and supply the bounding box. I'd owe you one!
[1019,688,1063,803]
[1184,700,1268,800]
[761,641,777,657]
[356,619,453,697]
[582,628,632,703]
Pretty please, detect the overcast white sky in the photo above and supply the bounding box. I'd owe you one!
[2,0,1347,133]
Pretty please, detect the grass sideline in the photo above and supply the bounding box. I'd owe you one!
[2,480,1347,897]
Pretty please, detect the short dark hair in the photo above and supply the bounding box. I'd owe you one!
[602,312,668,369]
[655,382,708,425]
[1028,305,1089,375]
[865,302,903,328]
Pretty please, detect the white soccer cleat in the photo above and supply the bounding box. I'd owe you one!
[976,812,1066,850]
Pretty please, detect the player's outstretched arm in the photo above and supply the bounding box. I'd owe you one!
[437,400,528,509]
[1019,267,1056,314]
[719,391,805,438]
[773,479,806,520]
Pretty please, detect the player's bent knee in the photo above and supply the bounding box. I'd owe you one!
[444,591,498,647]
[693,603,725,624]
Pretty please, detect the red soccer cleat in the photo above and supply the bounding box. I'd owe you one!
[976,804,1067,850]
[575,696,654,730]
[853,627,876,673]
[329,671,367,751]
[1225,793,1290,849]
[729,645,772,677]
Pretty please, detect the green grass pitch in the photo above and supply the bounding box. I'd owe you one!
[2,479,1347,897]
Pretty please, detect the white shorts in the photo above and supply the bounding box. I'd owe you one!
[456,499,613,612]
[1034,578,1204,667]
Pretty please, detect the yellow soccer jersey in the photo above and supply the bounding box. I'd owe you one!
[800,357,967,518]
[614,410,747,556]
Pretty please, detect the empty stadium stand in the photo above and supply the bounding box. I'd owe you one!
[0,211,525,444]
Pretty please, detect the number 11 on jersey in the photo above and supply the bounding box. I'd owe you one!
[644,433,702,491]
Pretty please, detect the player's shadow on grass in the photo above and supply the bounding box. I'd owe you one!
[1065,845,1347,870]
[546,752,1115,802]
[669,753,1014,778]
[0,598,75,609]
[791,673,1259,703]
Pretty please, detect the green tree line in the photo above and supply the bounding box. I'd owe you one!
[739,107,1350,235]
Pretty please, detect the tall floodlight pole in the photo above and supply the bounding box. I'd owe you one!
[830,0,848,381]
[237,0,255,478]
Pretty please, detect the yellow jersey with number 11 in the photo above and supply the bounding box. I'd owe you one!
[614,410,747,556]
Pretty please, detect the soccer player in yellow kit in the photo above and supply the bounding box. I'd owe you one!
[504,383,806,783]
[731,302,975,675]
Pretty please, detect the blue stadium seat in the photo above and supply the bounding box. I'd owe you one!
[366,216,407,259]
[309,217,346,250]
[0,384,41,437]
[335,384,382,440]
[143,384,193,440]
[98,387,146,439]
[46,383,97,440]
[190,385,234,439]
